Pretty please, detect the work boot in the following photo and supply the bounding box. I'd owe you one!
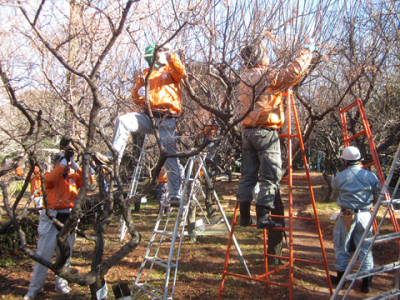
[360,276,373,293]
[170,197,181,207]
[256,205,282,229]
[94,152,112,165]
[239,202,254,227]
[330,271,344,285]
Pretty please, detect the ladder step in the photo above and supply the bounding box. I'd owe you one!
[144,256,177,269]
[362,288,400,300]
[365,232,400,243]
[346,261,400,280]
[380,199,400,205]
[133,283,173,299]
[154,230,181,238]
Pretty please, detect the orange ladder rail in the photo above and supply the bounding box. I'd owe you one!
[218,90,333,300]
[339,98,399,233]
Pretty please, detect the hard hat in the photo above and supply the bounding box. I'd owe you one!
[52,153,65,164]
[240,43,266,68]
[144,43,157,66]
[341,146,361,162]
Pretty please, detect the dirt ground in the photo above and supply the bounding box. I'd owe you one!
[0,170,398,299]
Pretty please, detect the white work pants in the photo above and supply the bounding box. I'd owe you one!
[27,210,76,294]
[110,112,181,199]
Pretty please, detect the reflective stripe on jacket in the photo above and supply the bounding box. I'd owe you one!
[240,49,312,129]
[44,165,83,210]
[132,53,185,114]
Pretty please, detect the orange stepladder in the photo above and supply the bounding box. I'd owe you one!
[218,89,333,299]
[339,98,400,233]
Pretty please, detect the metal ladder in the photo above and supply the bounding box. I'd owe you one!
[131,153,250,300]
[120,134,150,241]
[331,141,400,299]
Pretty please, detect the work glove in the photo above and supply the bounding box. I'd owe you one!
[60,158,68,167]
[64,146,74,162]
[156,43,173,65]
[138,86,145,98]
[159,43,173,56]
[70,157,80,171]
[305,43,319,53]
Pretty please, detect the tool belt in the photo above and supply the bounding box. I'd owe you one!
[341,209,354,231]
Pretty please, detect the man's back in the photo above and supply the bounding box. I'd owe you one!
[332,165,382,209]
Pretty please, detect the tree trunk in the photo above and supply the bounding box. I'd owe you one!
[90,278,107,300]
[267,189,285,266]
[322,171,335,202]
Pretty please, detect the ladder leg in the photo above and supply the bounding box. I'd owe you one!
[218,201,240,300]
[120,135,149,241]
[201,161,252,277]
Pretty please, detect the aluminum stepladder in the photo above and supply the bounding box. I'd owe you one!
[218,89,333,300]
[330,99,400,299]
[120,134,150,241]
[131,152,250,300]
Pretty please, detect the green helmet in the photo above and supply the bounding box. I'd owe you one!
[144,43,159,68]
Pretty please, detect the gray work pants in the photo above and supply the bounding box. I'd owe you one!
[237,127,282,208]
[110,112,181,199]
[27,210,76,294]
[333,211,374,272]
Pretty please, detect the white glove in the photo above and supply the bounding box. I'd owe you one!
[305,43,319,53]
[70,157,79,171]
[138,86,145,98]
[60,158,68,167]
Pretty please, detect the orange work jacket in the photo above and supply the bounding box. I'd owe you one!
[44,165,83,210]
[240,49,312,129]
[132,53,185,115]
[15,166,43,197]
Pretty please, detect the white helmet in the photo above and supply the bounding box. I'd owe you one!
[341,146,361,162]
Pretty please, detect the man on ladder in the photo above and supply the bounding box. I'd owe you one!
[237,40,317,229]
[95,42,185,206]
[330,146,382,293]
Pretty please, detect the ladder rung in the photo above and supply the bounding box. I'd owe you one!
[133,283,171,300]
[154,230,181,238]
[144,256,177,269]
[381,199,400,205]
[365,232,400,243]
[346,261,400,280]
[362,288,400,300]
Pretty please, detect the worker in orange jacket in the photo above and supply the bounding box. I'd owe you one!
[96,43,185,207]
[24,153,83,299]
[237,41,318,229]
[16,165,43,210]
